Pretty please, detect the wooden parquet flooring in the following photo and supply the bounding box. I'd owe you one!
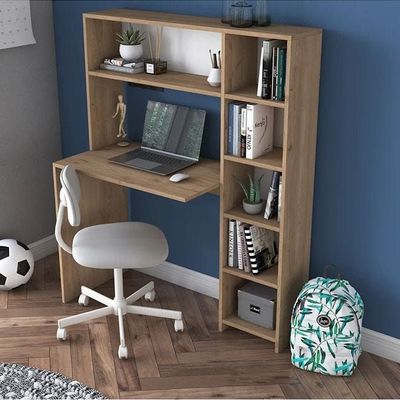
[0,253,399,399]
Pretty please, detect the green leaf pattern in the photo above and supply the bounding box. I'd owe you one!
[290,277,364,376]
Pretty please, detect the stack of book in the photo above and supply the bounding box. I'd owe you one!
[228,222,278,275]
[227,102,274,159]
[100,57,144,74]
[257,40,287,101]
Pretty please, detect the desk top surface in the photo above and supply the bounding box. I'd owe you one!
[53,144,220,203]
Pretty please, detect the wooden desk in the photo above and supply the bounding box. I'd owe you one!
[53,144,219,302]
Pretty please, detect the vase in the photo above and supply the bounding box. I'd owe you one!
[242,199,265,215]
[119,43,143,62]
[207,67,221,87]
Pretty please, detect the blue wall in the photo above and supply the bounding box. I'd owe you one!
[53,1,400,339]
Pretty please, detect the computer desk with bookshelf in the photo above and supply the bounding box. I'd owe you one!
[52,8,322,353]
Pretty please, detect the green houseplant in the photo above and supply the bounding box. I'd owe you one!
[238,174,265,215]
[116,27,145,62]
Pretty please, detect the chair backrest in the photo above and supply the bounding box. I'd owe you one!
[55,165,81,254]
[60,165,81,227]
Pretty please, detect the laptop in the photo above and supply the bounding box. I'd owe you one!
[109,100,206,176]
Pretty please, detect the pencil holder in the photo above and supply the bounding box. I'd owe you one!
[144,59,167,75]
[207,67,221,87]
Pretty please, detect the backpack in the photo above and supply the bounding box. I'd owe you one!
[290,268,364,376]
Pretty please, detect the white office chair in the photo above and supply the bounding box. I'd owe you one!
[55,165,183,359]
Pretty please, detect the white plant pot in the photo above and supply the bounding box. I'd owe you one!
[119,44,143,62]
[242,199,265,215]
[207,67,221,87]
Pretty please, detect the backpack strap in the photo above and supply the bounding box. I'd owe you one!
[324,264,341,280]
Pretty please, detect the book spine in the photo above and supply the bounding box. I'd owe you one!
[244,226,259,275]
[277,175,282,223]
[236,221,243,270]
[227,103,234,155]
[257,45,265,97]
[281,48,287,101]
[232,105,238,156]
[240,108,247,158]
[271,47,278,100]
[245,104,254,159]
[228,219,235,267]
[99,64,144,74]
[264,171,280,220]
[239,224,251,273]
[261,41,273,99]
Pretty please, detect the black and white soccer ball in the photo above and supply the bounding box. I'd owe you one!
[0,239,34,290]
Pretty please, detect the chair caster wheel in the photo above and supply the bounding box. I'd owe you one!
[57,328,67,341]
[144,290,156,302]
[118,345,128,359]
[78,294,89,306]
[174,319,184,332]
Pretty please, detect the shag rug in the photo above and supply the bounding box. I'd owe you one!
[0,363,106,399]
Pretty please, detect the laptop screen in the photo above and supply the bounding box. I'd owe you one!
[142,101,206,160]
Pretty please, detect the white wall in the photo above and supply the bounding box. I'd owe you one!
[0,1,61,244]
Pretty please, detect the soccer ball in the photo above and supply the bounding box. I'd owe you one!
[0,239,34,290]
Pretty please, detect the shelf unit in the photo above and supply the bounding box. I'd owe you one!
[80,9,322,352]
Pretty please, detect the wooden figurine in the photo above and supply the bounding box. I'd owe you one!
[112,94,129,146]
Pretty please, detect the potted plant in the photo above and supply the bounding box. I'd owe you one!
[238,174,265,215]
[116,27,145,62]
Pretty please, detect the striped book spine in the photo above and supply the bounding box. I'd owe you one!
[244,226,263,275]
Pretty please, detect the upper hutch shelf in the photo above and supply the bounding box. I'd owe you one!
[83,9,320,40]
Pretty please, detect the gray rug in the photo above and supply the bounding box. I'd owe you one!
[0,363,106,399]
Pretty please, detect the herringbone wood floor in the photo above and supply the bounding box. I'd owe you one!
[0,254,399,399]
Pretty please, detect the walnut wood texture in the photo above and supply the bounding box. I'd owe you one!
[53,144,220,203]
[83,9,320,40]
[0,254,398,399]
[275,33,322,351]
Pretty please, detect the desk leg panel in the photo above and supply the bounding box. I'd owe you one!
[53,167,129,303]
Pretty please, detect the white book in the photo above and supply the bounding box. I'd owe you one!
[232,103,245,156]
[240,108,247,158]
[228,220,236,267]
[246,104,274,160]
[236,221,244,270]
[257,45,265,97]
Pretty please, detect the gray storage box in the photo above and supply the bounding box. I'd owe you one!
[238,282,276,329]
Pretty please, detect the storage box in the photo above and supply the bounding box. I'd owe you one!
[238,282,276,329]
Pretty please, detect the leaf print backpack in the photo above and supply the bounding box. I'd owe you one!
[290,266,364,376]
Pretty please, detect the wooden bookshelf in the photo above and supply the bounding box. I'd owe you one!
[88,69,221,98]
[222,265,278,289]
[78,9,322,352]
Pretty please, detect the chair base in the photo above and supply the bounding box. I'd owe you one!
[57,269,183,359]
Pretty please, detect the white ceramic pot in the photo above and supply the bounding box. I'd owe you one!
[119,43,143,62]
[242,199,265,215]
[207,67,221,87]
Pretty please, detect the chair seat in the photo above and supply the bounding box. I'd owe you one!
[72,222,168,269]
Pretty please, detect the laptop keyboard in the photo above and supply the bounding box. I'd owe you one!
[138,151,189,166]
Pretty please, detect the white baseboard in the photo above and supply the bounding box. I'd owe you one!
[140,261,400,363]
[28,234,58,261]
[27,237,400,363]
[361,327,400,363]
[139,261,219,299]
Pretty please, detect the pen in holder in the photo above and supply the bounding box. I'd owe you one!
[207,49,221,87]
[207,68,221,87]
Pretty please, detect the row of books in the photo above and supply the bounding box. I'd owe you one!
[228,221,278,275]
[227,102,274,159]
[100,56,144,74]
[257,40,287,101]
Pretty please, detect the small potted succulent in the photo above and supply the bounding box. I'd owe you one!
[238,174,265,215]
[116,26,145,62]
